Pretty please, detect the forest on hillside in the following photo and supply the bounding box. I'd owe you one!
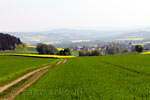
[0,33,22,51]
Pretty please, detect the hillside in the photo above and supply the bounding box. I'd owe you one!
[7,29,119,45]
[3,28,150,47]
[114,31,150,40]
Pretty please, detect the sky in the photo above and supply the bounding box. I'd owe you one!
[0,0,150,32]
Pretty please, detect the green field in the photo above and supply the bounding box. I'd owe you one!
[0,48,79,57]
[0,47,38,54]
[15,54,150,100]
[72,51,79,57]
[0,56,58,86]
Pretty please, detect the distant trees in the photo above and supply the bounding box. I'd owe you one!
[79,49,103,56]
[59,48,72,55]
[93,49,103,56]
[131,45,144,53]
[0,33,22,51]
[106,46,120,55]
[36,43,72,55]
[105,43,144,54]
[15,42,27,50]
[106,42,130,55]
[36,43,58,55]
[79,50,86,56]
[135,45,144,53]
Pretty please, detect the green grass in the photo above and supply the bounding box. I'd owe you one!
[0,47,38,54]
[15,54,150,100]
[0,56,58,86]
[0,74,33,99]
[72,51,79,57]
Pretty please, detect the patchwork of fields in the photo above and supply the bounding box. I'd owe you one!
[0,56,58,86]
[14,54,150,100]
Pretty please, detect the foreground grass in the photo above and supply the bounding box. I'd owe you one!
[15,54,150,100]
[0,56,58,86]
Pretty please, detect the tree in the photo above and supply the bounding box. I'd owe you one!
[36,43,58,55]
[59,48,72,55]
[64,48,72,55]
[79,49,103,56]
[59,50,65,55]
[79,50,86,56]
[22,42,27,48]
[0,33,22,51]
[36,43,47,54]
[106,46,121,55]
[135,45,144,53]
[47,45,58,54]
[87,51,92,56]
[92,49,103,56]
[15,42,27,50]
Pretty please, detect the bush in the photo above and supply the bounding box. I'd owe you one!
[135,45,144,53]
[92,49,103,56]
[59,48,72,56]
[15,42,27,50]
[36,43,58,55]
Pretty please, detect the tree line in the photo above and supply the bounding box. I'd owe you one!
[79,49,103,56]
[105,44,144,55]
[78,42,144,56]
[36,43,72,55]
[0,33,22,51]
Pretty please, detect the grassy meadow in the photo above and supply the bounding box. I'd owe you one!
[0,56,58,86]
[0,47,38,54]
[15,54,150,100]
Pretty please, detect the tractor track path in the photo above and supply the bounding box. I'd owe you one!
[0,59,67,100]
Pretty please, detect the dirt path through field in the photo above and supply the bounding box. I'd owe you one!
[63,59,67,63]
[0,59,64,94]
[1,58,67,100]
[3,68,49,100]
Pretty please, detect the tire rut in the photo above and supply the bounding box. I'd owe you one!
[99,60,150,76]
[0,59,66,100]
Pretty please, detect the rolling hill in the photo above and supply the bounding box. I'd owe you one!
[2,28,150,46]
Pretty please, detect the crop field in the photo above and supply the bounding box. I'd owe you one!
[15,54,150,100]
[0,56,58,86]
[0,54,75,59]
[0,47,38,54]
[141,51,150,55]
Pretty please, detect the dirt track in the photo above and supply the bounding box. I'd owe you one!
[0,66,50,93]
[3,68,49,100]
[0,59,66,100]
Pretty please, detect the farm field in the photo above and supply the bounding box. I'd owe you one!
[0,47,79,57]
[0,47,38,54]
[0,56,58,86]
[15,54,150,100]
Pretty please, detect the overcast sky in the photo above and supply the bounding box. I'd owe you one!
[0,0,150,32]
